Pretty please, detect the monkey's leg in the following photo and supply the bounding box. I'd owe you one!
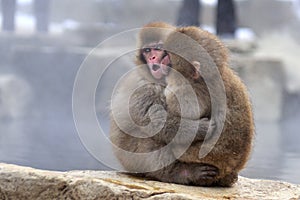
[145,161,219,186]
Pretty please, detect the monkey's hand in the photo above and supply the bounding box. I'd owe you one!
[117,84,167,138]
[140,104,167,137]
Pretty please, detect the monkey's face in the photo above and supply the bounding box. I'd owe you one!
[141,41,171,80]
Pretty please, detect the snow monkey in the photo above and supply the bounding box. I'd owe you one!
[163,26,254,186]
[110,22,219,186]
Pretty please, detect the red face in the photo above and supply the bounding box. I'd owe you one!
[142,42,171,80]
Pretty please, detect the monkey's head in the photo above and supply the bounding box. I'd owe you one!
[164,26,229,81]
[136,22,175,80]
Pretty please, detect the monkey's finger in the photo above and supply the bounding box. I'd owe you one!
[199,170,219,177]
[198,165,219,172]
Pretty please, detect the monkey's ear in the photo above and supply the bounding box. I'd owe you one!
[192,61,201,79]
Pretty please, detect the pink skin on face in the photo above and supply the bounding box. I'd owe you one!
[142,42,171,80]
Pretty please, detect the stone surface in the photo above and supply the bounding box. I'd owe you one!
[0,163,300,200]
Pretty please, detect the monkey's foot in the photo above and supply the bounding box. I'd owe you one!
[176,163,219,186]
[140,162,219,186]
[192,164,219,186]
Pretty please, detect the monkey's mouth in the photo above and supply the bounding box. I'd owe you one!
[152,64,160,71]
[148,53,171,80]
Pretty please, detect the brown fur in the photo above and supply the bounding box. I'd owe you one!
[110,22,217,186]
[164,26,255,186]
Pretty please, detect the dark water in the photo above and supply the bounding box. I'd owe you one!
[241,119,300,184]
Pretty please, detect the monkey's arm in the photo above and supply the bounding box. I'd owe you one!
[126,84,167,137]
[157,115,210,144]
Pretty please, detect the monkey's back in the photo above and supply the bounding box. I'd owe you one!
[212,67,254,170]
[179,66,254,186]
[170,27,255,186]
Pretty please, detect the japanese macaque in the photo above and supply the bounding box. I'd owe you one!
[110,22,218,186]
[163,26,255,186]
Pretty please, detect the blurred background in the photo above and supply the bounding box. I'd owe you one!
[0,0,300,185]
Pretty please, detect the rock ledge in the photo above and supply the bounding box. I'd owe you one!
[0,163,299,200]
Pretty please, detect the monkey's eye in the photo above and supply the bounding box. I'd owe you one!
[142,48,151,53]
[154,44,163,51]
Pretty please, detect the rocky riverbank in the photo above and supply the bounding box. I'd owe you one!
[0,163,299,200]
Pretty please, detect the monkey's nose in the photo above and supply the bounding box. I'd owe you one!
[150,56,156,60]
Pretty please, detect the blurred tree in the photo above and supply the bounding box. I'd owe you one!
[176,0,237,38]
[1,0,51,33]
[176,0,200,27]
[34,0,51,33]
[1,0,16,31]
[216,0,236,37]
